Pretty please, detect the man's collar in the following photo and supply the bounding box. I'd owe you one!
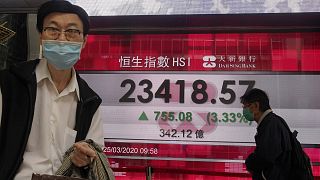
[35,59,80,100]
[257,109,272,127]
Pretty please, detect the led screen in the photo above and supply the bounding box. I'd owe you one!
[77,32,320,178]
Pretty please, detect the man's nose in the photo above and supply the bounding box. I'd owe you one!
[57,32,68,41]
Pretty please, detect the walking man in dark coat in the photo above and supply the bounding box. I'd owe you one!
[241,88,292,180]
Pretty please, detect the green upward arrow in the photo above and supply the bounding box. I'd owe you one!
[139,111,148,121]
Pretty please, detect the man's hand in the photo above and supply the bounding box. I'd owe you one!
[71,142,97,167]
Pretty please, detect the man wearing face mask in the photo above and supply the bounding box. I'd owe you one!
[240,88,292,180]
[0,1,112,180]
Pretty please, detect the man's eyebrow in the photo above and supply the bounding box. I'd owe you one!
[44,21,80,29]
[44,21,59,27]
[66,23,81,29]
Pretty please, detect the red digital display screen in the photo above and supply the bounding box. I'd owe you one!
[77,32,320,72]
[77,31,320,179]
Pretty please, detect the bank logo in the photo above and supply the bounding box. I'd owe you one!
[202,55,216,68]
[202,55,257,69]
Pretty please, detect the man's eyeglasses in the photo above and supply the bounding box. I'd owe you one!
[43,27,82,41]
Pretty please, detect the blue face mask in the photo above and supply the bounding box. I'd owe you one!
[42,40,83,70]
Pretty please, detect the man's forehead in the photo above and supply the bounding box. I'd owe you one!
[43,12,83,26]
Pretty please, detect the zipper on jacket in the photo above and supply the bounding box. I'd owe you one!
[10,80,36,179]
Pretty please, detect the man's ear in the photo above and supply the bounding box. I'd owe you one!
[39,33,43,59]
[253,102,260,112]
[39,32,43,45]
[82,35,87,49]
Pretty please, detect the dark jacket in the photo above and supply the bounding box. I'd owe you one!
[0,59,102,180]
[246,112,292,180]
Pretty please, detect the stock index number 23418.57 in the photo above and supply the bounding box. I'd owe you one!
[119,79,255,105]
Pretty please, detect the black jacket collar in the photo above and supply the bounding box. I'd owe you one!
[9,59,100,103]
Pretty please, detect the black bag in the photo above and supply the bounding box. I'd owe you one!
[279,118,314,180]
[289,130,314,180]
